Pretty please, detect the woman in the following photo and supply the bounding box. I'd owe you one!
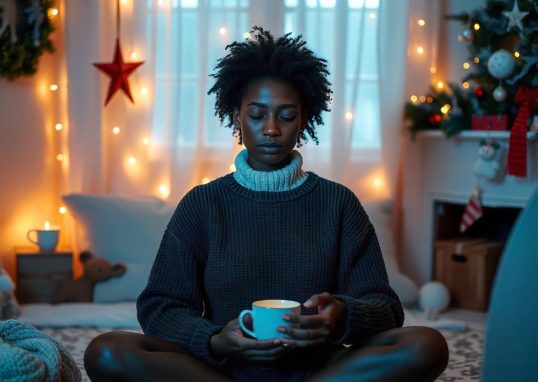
[85,27,448,381]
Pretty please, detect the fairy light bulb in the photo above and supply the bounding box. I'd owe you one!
[419,96,426,103]
[430,67,437,74]
[418,19,426,26]
[158,184,169,198]
[426,96,433,103]
[128,156,137,165]
[48,8,59,17]
[56,154,64,161]
[462,81,470,89]
[219,27,227,35]
[49,84,58,91]
[440,104,451,115]
[55,123,63,131]
[416,46,424,55]
[473,57,480,64]
[473,23,480,30]
[463,62,471,70]
[345,112,353,121]
[410,95,418,103]
[130,51,139,60]
[436,81,444,90]
[59,206,67,215]
[514,51,520,58]
[141,87,149,96]
[112,126,120,134]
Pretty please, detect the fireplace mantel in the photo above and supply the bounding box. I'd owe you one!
[401,130,538,284]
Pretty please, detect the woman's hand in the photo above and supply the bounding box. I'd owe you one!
[210,317,293,361]
[278,292,346,348]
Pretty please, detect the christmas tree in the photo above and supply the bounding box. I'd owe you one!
[405,0,538,138]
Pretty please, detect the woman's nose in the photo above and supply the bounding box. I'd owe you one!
[262,116,280,137]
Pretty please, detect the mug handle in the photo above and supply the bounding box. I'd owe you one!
[27,230,38,245]
[238,310,256,339]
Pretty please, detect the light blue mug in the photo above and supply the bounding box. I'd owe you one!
[239,299,300,340]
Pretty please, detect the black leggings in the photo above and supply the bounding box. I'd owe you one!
[84,326,448,382]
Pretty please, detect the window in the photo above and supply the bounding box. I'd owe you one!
[147,0,380,155]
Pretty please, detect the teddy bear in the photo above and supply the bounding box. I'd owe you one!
[51,251,126,304]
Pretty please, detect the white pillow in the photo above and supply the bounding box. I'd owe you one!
[362,199,419,306]
[62,194,175,303]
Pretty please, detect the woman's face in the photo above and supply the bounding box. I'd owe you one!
[233,78,307,171]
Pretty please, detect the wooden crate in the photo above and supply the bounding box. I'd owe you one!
[16,248,73,303]
[434,239,504,311]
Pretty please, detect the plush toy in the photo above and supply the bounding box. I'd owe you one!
[472,139,501,180]
[52,251,126,304]
[0,265,20,319]
[419,281,450,320]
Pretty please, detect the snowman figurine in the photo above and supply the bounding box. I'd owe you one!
[472,139,501,180]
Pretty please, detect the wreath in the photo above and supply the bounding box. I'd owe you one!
[0,0,55,80]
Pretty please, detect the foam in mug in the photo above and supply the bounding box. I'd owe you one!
[239,299,300,340]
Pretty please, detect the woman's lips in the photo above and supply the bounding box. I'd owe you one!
[258,142,282,153]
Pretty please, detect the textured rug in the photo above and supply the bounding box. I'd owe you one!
[41,325,485,381]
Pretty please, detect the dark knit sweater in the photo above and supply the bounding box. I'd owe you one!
[137,172,404,381]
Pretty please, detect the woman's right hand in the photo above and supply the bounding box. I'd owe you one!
[210,317,293,361]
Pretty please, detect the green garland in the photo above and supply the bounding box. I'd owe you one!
[0,0,55,80]
[405,0,538,138]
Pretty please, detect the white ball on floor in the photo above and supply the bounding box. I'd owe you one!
[419,281,450,313]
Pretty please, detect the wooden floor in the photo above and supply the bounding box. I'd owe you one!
[443,308,487,326]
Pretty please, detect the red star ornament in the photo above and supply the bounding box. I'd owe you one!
[93,38,144,106]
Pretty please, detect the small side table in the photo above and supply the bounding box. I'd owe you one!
[15,248,73,303]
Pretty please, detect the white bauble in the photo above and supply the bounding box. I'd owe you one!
[493,85,507,102]
[419,281,450,313]
[487,49,516,79]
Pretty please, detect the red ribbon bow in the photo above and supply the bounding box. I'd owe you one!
[507,86,537,177]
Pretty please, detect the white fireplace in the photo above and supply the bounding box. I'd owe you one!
[401,130,538,284]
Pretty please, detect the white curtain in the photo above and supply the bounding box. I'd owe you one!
[63,0,423,206]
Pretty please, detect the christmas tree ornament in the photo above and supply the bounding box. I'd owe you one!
[507,85,536,177]
[461,28,473,42]
[475,86,485,99]
[493,84,507,102]
[427,114,442,125]
[503,0,529,32]
[473,138,502,180]
[460,187,483,233]
[487,49,516,80]
[93,0,144,106]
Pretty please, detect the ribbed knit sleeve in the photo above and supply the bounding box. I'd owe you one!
[331,189,404,345]
[136,189,226,366]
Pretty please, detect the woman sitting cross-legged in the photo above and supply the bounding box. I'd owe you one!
[84,27,449,382]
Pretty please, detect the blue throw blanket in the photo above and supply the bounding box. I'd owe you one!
[0,320,81,382]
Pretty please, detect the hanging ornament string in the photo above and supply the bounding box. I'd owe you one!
[93,0,144,106]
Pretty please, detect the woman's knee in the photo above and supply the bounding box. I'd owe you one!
[84,331,143,380]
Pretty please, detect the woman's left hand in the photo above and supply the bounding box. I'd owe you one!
[278,292,346,348]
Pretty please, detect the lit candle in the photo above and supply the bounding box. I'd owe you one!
[27,221,60,251]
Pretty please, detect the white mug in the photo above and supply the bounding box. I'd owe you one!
[239,299,300,340]
[27,228,60,252]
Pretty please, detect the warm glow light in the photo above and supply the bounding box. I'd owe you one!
[141,87,149,96]
[128,156,137,165]
[368,12,376,19]
[473,23,480,31]
[158,184,169,198]
[229,164,236,172]
[372,177,383,189]
[130,51,139,60]
[59,206,67,215]
[463,62,471,70]
[462,81,470,89]
[345,112,353,121]
[56,154,64,161]
[410,95,418,103]
[514,51,520,58]
[426,96,433,103]
[419,96,426,103]
[142,137,150,145]
[436,81,444,90]
[49,84,59,91]
[473,57,480,64]
[202,177,211,184]
[55,123,63,131]
[440,104,451,115]
[418,19,426,26]
[112,126,120,135]
[120,0,128,4]
[48,8,59,17]
[416,46,424,55]
[430,67,437,74]
[219,27,227,35]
